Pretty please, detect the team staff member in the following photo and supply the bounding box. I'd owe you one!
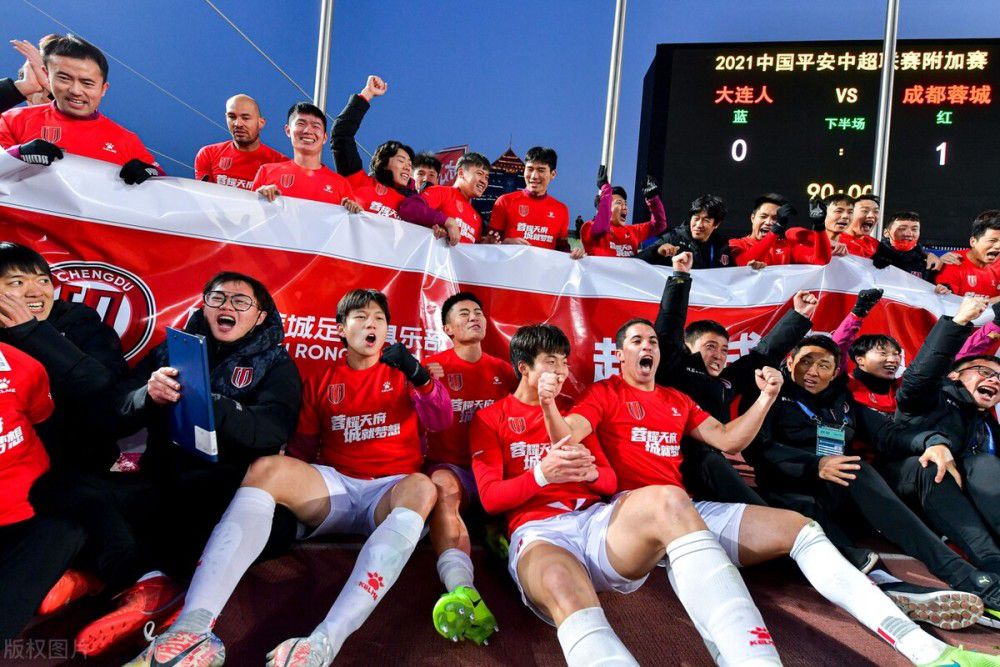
[872,211,959,284]
[0,34,163,184]
[734,198,834,267]
[639,194,733,268]
[579,166,667,257]
[936,211,1000,298]
[399,152,491,245]
[252,102,360,210]
[194,94,286,190]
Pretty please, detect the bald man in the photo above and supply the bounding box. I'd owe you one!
[194,93,288,190]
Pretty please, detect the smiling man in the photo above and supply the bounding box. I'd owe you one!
[0,34,163,184]
[640,194,733,269]
[734,195,835,267]
[400,152,491,245]
[194,94,287,190]
[935,211,1000,299]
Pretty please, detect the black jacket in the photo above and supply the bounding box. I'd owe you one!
[0,78,26,115]
[890,317,997,459]
[872,239,935,283]
[115,309,302,477]
[330,94,415,196]
[638,225,733,269]
[0,300,128,472]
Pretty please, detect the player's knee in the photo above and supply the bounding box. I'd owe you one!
[402,473,438,516]
[650,485,695,524]
[538,562,590,614]
[431,470,463,509]
[242,455,291,492]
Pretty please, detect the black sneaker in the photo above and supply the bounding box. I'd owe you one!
[878,581,984,630]
[955,572,1000,629]
[844,547,880,574]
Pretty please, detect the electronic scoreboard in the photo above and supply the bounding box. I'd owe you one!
[635,40,1000,246]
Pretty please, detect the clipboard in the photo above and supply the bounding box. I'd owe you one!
[166,327,218,462]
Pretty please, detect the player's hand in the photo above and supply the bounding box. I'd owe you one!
[748,260,767,271]
[818,455,861,487]
[852,288,883,318]
[342,197,363,214]
[920,444,962,488]
[119,159,160,185]
[940,251,962,265]
[148,367,181,405]
[808,198,827,230]
[18,138,62,166]
[935,284,951,295]
[642,175,660,200]
[0,293,36,327]
[11,39,48,98]
[443,218,462,246]
[770,202,796,239]
[793,290,819,318]
[502,237,531,246]
[257,184,281,202]
[570,247,586,260]
[596,165,609,190]
[755,366,783,398]
[954,294,989,325]
[925,253,943,271]
[426,361,445,380]
[431,225,446,239]
[361,75,387,100]
[540,437,596,484]
[658,243,679,258]
[831,241,848,257]
[537,371,560,406]
[379,341,431,386]
[671,251,693,273]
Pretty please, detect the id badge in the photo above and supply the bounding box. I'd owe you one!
[815,424,846,456]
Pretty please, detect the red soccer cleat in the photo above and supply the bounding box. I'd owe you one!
[37,569,104,615]
[74,574,185,657]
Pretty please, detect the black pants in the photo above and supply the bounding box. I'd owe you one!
[681,443,766,506]
[761,460,978,587]
[0,516,85,640]
[882,453,1000,574]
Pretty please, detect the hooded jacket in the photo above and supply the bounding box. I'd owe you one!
[639,224,733,269]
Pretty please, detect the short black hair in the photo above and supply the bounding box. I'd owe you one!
[689,194,727,224]
[44,34,108,81]
[203,271,276,316]
[752,193,787,215]
[457,152,490,172]
[524,146,558,170]
[971,210,1000,240]
[287,102,327,132]
[855,194,881,206]
[849,334,902,363]
[684,320,729,346]
[336,288,390,324]
[0,242,50,278]
[413,152,441,172]
[823,193,854,209]
[615,318,655,349]
[509,323,570,380]
[370,140,415,187]
[951,354,1000,373]
[888,211,921,225]
[441,291,483,327]
[594,186,628,209]
[790,334,841,369]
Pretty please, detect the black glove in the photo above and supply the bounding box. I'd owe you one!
[379,342,431,386]
[872,252,891,269]
[119,158,160,185]
[808,198,828,231]
[18,139,63,166]
[596,164,608,190]
[991,300,1000,324]
[642,176,660,200]
[852,288,884,317]
[771,203,796,238]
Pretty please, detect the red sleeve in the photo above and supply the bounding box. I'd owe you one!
[489,195,509,235]
[251,164,268,191]
[579,220,596,252]
[287,377,321,461]
[935,264,961,293]
[194,146,211,181]
[0,110,19,149]
[570,383,607,433]
[127,134,164,174]
[557,204,570,242]
[22,355,54,425]
[470,411,542,515]
[792,228,831,265]
[740,231,779,264]
[346,170,369,189]
[338,176,356,203]
[581,434,617,496]
[632,220,658,244]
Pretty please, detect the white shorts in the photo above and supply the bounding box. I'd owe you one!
[299,465,405,539]
[691,500,747,566]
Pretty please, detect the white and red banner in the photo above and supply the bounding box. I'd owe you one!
[0,155,977,397]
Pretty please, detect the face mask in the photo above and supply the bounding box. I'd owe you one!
[891,238,918,252]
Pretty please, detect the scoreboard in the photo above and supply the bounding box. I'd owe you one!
[635,40,1000,246]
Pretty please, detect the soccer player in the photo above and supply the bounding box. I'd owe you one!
[872,211,961,284]
[541,318,997,665]
[129,289,451,667]
[399,152,490,245]
[734,197,835,267]
[251,102,360,210]
[579,166,667,257]
[841,195,881,258]
[412,152,441,191]
[487,147,581,257]
[194,94,286,190]
[0,34,163,184]
[471,323,781,666]
[639,194,733,268]
[331,75,416,219]
[422,292,515,643]
[936,211,1000,298]
[728,193,784,269]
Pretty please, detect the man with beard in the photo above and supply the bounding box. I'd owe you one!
[639,194,733,269]
[734,196,836,267]
[936,211,1000,298]
[579,167,667,257]
[399,152,490,245]
[194,94,287,190]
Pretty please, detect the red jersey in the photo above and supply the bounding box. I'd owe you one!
[251,161,355,206]
[840,233,879,259]
[732,228,832,266]
[579,220,657,257]
[347,171,406,219]
[0,344,54,526]
[420,185,482,243]
[195,140,287,190]
[424,349,516,467]
[936,250,1000,298]
[572,375,709,493]
[296,359,422,479]
[848,375,897,414]
[470,394,616,534]
[489,190,569,249]
[0,102,158,168]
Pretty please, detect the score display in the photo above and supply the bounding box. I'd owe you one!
[634,40,1000,246]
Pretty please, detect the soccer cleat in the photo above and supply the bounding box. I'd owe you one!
[37,569,104,615]
[124,630,225,667]
[266,632,333,667]
[920,645,1000,666]
[879,581,983,630]
[979,607,1000,629]
[75,574,185,656]
[433,586,498,645]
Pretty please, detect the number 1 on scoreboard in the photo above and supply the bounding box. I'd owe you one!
[936,141,947,166]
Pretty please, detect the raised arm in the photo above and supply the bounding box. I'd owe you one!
[830,289,883,365]
[689,367,783,453]
[331,76,385,176]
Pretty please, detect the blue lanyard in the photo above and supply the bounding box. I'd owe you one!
[969,419,996,455]
[796,401,849,428]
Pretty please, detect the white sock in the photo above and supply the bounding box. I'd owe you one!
[555,607,638,667]
[667,530,781,666]
[790,522,947,665]
[316,507,424,657]
[666,571,725,665]
[176,487,276,632]
[436,548,475,592]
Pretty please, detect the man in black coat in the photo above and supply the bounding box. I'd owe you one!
[639,194,733,268]
[871,211,957,285]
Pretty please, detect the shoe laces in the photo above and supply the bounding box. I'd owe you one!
[143,621,157,643]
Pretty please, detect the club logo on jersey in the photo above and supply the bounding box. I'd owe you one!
[279,173,295,189]
[375,183,388,196]
[41,126,62,143]
[231,367,253,389]
[508,417,526,434]
[51,261,156,361]
[103,142,117,154]
[327,383,345,405]
[323,184,333,193]
[219,157,233,170]
[748,627,774,646]
[968,275,978,287]
[447,373,463,391]
[518,204,530,217]
[626,401,646,421]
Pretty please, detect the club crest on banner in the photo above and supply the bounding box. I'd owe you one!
[219,157,233,170]
[41,126,61,143]
[626,401,646,420]
[447,373,463,391]
[508,417,526,434]
[231,367,253,388]
[518,204,530,217]
[328,383,345,405]
[50,261,155,361]
[279,174,295,189]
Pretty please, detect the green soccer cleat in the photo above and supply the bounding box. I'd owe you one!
[432,586,498,645]
[921,645,1000,667]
